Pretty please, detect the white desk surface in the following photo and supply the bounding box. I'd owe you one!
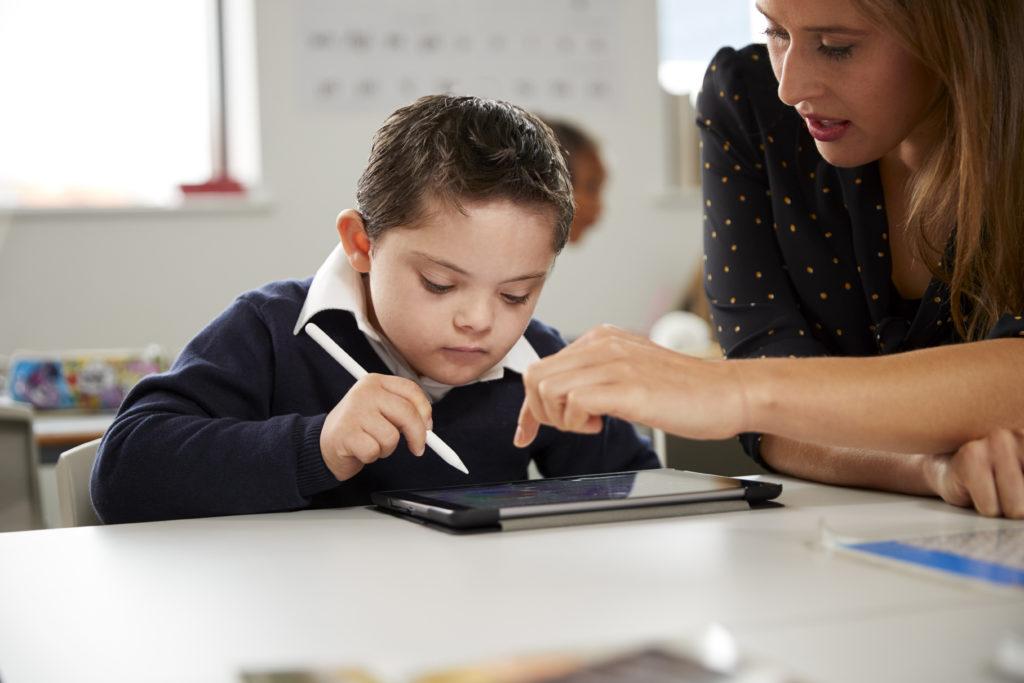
[1,477,1021,683]
[31,412,114,438]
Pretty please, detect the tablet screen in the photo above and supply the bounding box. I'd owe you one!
[409,469,742,510]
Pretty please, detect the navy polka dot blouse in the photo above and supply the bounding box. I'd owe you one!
[696,44,1024,464]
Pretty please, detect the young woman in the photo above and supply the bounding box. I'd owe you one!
[514,0,1024,518]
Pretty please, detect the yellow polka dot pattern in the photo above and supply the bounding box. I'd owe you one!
[695,42,1024,363]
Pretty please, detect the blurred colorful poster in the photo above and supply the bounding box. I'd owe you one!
[9,349,164,411]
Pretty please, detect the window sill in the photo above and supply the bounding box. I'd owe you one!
[0,192,274,220]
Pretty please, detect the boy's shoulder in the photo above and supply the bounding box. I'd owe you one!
[523,318,569,359]
[235,278,313,317]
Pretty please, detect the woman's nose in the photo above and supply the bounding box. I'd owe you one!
[776,47,826,108]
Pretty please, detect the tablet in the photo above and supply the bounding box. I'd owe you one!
[371,468,782,532]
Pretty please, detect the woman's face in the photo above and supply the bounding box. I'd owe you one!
[758,0,940,168]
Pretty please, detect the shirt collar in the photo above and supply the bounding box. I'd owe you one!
[293,244,539,399]
[293,244,380,341]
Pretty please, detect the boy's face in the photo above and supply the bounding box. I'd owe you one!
[340,197,557,386]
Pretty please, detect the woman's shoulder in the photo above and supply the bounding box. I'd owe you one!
[707,43,774,87]
[698,44,796,144]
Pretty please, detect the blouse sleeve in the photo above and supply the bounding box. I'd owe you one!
[696,46,829,465]
[697,46,828,360]
[987,314,1024,340]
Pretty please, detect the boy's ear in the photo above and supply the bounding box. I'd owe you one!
[337,209,372,273]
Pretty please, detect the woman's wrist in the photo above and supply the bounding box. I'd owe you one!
[729,357,781,435]
[919,451,948,498]
[720,359,753,436]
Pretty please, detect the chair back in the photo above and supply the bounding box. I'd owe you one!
[56,438,103,527]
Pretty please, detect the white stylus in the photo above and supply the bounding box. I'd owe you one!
[304,322,470,475]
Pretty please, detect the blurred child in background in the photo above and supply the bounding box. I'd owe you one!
[542,118,607,244]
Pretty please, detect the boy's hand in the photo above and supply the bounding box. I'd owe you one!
[320,374,433,482]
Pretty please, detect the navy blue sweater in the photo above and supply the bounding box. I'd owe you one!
[92,279,659,523]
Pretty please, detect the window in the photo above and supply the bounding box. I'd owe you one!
[656,1,766,190]
[657,0,765,97]
[0,0,253,208]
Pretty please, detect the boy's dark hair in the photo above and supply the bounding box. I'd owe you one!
[540,117,599,185]
[357,95,574,253]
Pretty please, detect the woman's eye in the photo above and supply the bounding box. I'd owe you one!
[818,43,854,61]
[421,277,453,294]
[762,26,854,61]
[501,293,530,305]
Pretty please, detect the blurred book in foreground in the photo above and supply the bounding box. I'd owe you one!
[241,627,802,683]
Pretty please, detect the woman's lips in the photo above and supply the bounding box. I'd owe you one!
[804,115,851,142]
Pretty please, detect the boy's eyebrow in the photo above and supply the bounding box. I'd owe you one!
[413,251,548,283]
[500,271,549,284]
[755,3,870,36]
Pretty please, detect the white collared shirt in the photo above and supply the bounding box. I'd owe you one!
[292,245,539,401]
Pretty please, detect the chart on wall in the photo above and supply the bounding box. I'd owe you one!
[293,0,623,114]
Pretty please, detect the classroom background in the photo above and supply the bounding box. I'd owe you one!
[0,0,759,360]
[4,5,1024,683]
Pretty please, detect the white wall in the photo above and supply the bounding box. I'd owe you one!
[0,0,703,359]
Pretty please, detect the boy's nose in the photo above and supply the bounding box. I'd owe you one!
[775,48,826,108]
[453,297,494,334]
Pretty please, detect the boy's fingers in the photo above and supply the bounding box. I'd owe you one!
[514,401,541,448]
[347,430,383,464]
[378,392,429,456]
[379,375,433,427]
[361,414,401,458]
[402,421,428,457]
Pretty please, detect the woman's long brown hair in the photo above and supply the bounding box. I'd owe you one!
[851,0,1024,340]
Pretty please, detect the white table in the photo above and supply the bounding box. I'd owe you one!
[31,412,113,450]
[1,477,1021,683]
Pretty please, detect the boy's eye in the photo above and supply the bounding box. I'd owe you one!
[421,277,453,294]
[501,292,530,305]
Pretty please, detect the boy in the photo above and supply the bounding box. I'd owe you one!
[92,95,658,524]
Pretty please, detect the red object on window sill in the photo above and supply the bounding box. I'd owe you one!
[180,175,246,195]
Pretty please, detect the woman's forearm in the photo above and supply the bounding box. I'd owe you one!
[761,429,1024,518]
[760,434,936,496]
[740,339,1024,454]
